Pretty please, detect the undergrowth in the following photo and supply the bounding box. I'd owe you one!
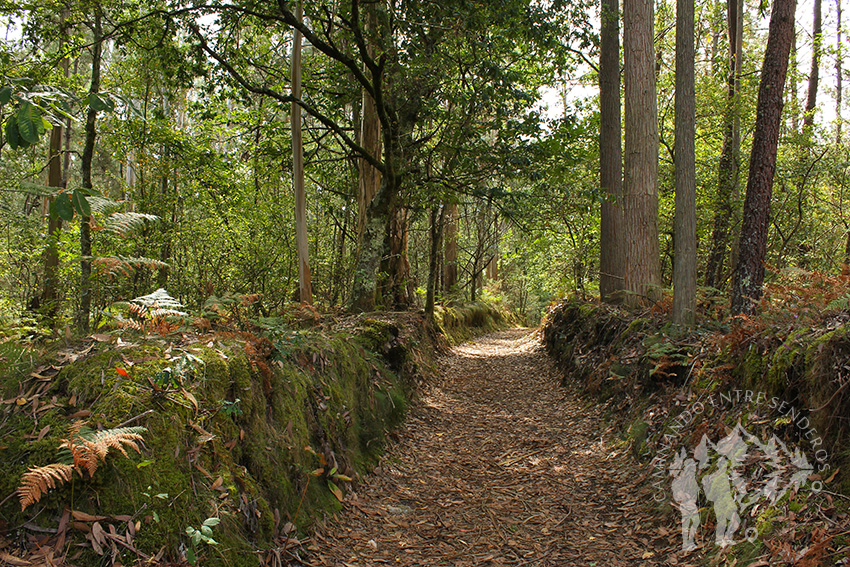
[543,270,850,564]
[0,296,510,566]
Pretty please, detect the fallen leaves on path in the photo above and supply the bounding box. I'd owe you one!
[305,329,687,566]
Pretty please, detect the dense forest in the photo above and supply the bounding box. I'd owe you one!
[2,0,847,333]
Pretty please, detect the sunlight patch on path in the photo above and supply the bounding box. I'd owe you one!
[307,328,671,566]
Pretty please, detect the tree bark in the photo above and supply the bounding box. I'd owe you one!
[78,8,103,333]
[379,205,413,307]
[804,0,822,130]
[599,0,625,302]
[425,205,445,320]
[674,0,697,326]
[41,126,63,320]
[443,202,458,292]
[838,0,843,144]
[730,0,797,315]
[704,0,743,289]
[291,0,313,305]
[623,0,661,306]
[357,6,382,245]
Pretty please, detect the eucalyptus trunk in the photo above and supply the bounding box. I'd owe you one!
[78,9,103,333]
[673,0,696,326]
[443,203,458,292]
[599,0,625,302]
[291,0,313,304]
[623,0,661,306]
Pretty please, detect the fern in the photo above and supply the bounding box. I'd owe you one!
[93,255,169,279]
[100,211,159,236]
[17,463,75,510]
[116,289,187,334]
[17,421,146,510]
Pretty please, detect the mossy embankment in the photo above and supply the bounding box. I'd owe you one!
[0,301,509,566]
[434,299,519,345]
[542,297,850,561]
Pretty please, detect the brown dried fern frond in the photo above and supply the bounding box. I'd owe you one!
[59,422,146,476]
[84,426,145,459]
[18,422,147,510]
[18,463,75,510]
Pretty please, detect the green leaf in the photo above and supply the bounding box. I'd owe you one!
[5,116,20,150]
[186,547,197,566]
[88,93,115,113]
[202,517,220,527]
[53,193,74,221]
[0,86,12,105]
[17,102,42,144]
[72,190,91,217]
[328,480,343,502]
[200,525,213,537]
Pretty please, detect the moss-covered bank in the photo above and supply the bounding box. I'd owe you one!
[542,298,850,562]
[0,301,507,566]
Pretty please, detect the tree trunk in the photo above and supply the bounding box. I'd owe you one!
[443,202,458,292]
[790,31,800,133]
[838,0,843,144]
[674,0,697,326]
[78,9,103,333]
[380,205,413,307]
[730,0,797,315]
[357,6,382,244]
[704,0,743,288]
[599,0,625,302]
[348,171,396,312]
[623,0,661,306]
[291,0,313,305]
[41,126,63,320]
[425,205,445,320]
[804,0,822,130]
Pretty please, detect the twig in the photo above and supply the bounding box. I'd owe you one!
[116,409,154,428]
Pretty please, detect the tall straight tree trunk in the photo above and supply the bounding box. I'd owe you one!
[357,6,382,244]
[730,0,797,315]
[674,0,697,326]
[292,0,313,304]
[379,206,412,307]
[42,126,63,320]
[623,0,661,306]
[704,0,743,288]
[425,205,445,320]
[78,9,103,333]
[790,32,800,133]
[41,13,70,323]
[599,0,625,302]
[804,0,822,130]
[443,202,458,292]
[838,0,843,143]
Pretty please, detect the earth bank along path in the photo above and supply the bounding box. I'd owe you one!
[306,329,678,566]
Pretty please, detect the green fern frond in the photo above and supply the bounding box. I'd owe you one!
[86,195,121,214]
[101,212,159,236]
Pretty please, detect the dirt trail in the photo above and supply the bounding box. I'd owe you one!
[307,329,678,566]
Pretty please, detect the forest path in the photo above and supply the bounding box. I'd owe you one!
[306,328,676,566]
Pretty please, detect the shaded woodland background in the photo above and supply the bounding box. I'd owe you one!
[0,0,849,332]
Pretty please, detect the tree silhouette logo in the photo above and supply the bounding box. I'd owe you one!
[668,422,816,550]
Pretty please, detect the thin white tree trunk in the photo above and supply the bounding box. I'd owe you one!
[292,0,313,304]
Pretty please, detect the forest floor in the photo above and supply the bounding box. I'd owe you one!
[304,328,689,566]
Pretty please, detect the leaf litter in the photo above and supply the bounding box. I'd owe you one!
[304,329,677,566]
